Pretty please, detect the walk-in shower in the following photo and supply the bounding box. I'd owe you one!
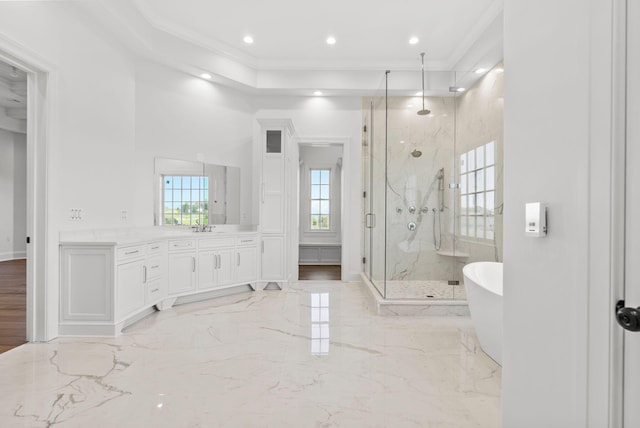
[362,64,504,302]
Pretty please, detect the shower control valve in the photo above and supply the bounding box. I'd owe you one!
[396,207,403,214]
[408,206,416,214]
[421,207,429,214]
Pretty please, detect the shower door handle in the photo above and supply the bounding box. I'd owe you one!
[616,300,640,332]
[365,213,376,228]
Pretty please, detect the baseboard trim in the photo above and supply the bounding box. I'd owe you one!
[0,251,26,262]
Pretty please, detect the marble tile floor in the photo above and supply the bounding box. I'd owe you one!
[0,281,500,428]
[385,280,467,300]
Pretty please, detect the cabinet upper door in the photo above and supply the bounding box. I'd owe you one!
[265,130,283,155]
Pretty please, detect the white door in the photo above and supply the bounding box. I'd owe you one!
[216,248,235,287]
[197,251,216,290]
[237,246,257,283]
[622,0,640,424]
[168,252,196,294]
[261,236,284,280]
[116,259,145,320]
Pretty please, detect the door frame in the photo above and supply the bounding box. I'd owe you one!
[296,137,348,281]
[0,35,53,342]
[586,0,627,426]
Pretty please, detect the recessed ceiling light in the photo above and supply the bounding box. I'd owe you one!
[243,35,254,44]
[494,67,504,74]
[326,36,336,45]
[415,91,423,96]
[409,37,419,45]
[200,73,212,80]
[474,68,487,74]
[449,86,466,93]
[313,91,323,96]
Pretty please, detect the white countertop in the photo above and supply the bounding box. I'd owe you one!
[59,226,259,246]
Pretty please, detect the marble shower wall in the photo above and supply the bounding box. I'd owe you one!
[454,63,504,270]
[384,96,457,282]
[362,64,504,292]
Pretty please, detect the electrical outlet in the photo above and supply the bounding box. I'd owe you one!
[69,208,83,221]
[121,210,128,221]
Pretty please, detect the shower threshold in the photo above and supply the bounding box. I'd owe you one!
[361,274,470,316]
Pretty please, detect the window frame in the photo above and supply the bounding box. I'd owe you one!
[458,141,496,242]
[161,174,209,227]
[309,168,332,231]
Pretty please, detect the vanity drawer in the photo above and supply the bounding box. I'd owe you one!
[145,277,165,304]
[236,236,257,246]
[146,256,165,280]
[117,244,146,261]
[168,239,196,251]
[199,237,235,249]
[147,241,167,255]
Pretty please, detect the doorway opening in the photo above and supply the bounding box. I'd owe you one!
[297,142,344,281]
[0,59,27,353]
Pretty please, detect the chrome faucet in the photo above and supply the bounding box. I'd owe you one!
[192,224,212,232]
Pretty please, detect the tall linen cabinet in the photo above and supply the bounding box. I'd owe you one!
[257,119,297,289]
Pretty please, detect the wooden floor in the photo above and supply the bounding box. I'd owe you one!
[298,265,341,281]
[0,259,26,354]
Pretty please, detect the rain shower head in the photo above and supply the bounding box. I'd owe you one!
[411,149,422,158]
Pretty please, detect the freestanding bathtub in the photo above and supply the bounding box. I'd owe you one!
[462,262,503,365]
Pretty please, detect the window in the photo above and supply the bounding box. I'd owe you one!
[459,141,495,240]
[310,169,331,230]
[163,175,209,226]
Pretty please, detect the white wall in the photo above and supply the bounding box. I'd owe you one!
[254,97,362,280]
[0,129,26,260]
[298,145,342,245]
[502,0,611,425]
[132,59,255,226]
[0,2,257,339]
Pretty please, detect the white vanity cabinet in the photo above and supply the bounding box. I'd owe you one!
[236,236,258,284]
[60,231,258,336]
[167,239,196,295]
[60,240,169,336]
[144,241,168,305]
[198,237,235,290]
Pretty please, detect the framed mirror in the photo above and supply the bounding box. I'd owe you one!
[154,157,240,226]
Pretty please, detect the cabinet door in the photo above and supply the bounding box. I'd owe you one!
[168,252,196,294]
[116,259,145,320]
[236,246,257,284]
[261,236,284,280]
[198,251,217,290]
[216,248,235,287]
[262,157,285,234]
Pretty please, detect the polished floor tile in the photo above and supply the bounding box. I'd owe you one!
[0,281,501,427]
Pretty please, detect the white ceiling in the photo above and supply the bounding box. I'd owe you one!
[133,0,503,72]
[81,0,504,96]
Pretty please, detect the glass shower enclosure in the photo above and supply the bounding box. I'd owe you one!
[362,66,503,301]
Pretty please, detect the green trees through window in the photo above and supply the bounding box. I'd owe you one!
[310,169,330,230]
[163,175,209,226]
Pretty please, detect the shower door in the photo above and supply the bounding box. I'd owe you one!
[622,0,640,424]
